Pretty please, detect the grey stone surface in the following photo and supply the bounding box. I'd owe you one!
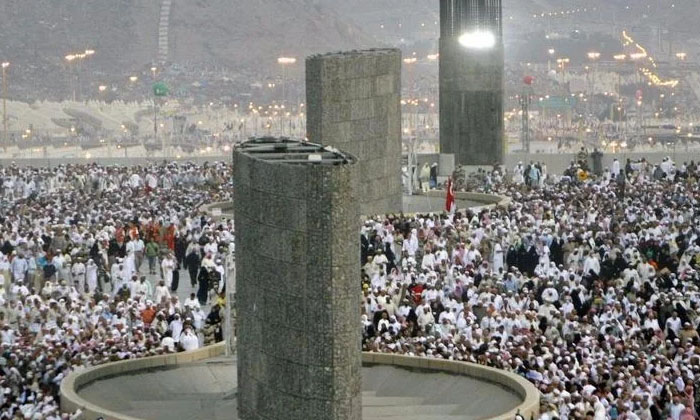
[233,138,362,420]
[77,359,522,420]
[306,49,403,216]
[439,0,505,166]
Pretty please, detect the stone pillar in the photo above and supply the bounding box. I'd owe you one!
[439,0,505,166]
[234,138,362,420]
[306,49,402,215]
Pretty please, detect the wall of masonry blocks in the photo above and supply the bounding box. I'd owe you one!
[306,49,403,215]
[439,39,505,166]
[233,146,362,420]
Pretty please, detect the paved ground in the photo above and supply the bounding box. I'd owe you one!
[78,358,522,420]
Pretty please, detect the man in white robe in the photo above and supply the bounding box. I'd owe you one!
[70,260,86,293]
[161,253,175,289]
[85,260,98,293]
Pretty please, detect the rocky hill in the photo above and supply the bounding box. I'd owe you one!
[0,0,373,99]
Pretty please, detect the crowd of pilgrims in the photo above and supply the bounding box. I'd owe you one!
[361,157,700,420]
[1,155,700,419]
[0,162,233,419]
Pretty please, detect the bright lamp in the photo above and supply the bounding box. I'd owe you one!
[458,30,496,49]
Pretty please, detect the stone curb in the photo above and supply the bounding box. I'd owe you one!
[59,343,226,420]
[61,345,539,420]
[362,353,540,420]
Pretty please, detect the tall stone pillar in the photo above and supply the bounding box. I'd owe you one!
[234,138,362,420]
[439,0,505,166]
[306,49,402,215]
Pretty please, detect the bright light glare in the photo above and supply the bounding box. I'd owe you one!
[458,30,496,49]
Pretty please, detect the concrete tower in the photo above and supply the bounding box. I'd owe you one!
[234,138,362,420]
[439,0,504,165]
[306,49,402,215]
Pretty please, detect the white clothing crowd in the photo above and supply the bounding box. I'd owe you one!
[4,155,700,420]
[362,157,700,420]
[0,162,233,419]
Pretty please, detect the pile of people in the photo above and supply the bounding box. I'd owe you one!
[362,156,699,420]
[0,162,233,418]
[4,154,700,420]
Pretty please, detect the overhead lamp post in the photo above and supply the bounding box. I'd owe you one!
[402,57,418,136]
[587,51,600,60]
[65,49,95,101]
[277,57,297,106]
[587,52,600,113]
[547,48,555,71]
[1,62,8,152]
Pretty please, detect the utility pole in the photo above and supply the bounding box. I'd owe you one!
[521,76,534,153]
[1,62,8,152]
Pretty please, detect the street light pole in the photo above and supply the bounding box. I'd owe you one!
[587,52,600,119]
[277,57,297,107]
[151,67,165,157]
[548,48,555,71]
[2,62,8,152]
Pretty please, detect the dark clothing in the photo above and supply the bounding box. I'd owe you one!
[175,237,187,266]
[171,265,180,292]
[186,252,200,287]
[197,269,209,305]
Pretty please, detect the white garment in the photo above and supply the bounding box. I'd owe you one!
[180,330,199,351]
[153,285,171,305]
[493,243,504,272]
[85,263,98,293]
[161,257,175,289]
[611,160,621,176]
[170,319,183,342]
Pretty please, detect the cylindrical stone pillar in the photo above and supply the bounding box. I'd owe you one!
[234,137,361,420]
[306,49,403,215]
[439,0,505,166]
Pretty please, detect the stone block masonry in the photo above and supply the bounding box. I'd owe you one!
[439,0,505,166]
[234,138,362,420]
[306,49,403,216]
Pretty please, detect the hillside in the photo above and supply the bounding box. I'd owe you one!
[167,0,373,69]
[0,0,373,99]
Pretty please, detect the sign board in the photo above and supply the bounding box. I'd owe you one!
[212,208,222,217]
[153,82,169,97]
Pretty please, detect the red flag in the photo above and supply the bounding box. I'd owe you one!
[445,177,455,213]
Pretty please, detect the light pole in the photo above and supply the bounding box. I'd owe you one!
[150,67,161,156]
[65,55,77,101]
[2,62,8,152]
[277,57,297,107]
[556,57,570,74]
[548,48,555,71]
[587,52,600,118]
[613,54,626,104]
[403,57,418,139]
[65,49,95,101]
